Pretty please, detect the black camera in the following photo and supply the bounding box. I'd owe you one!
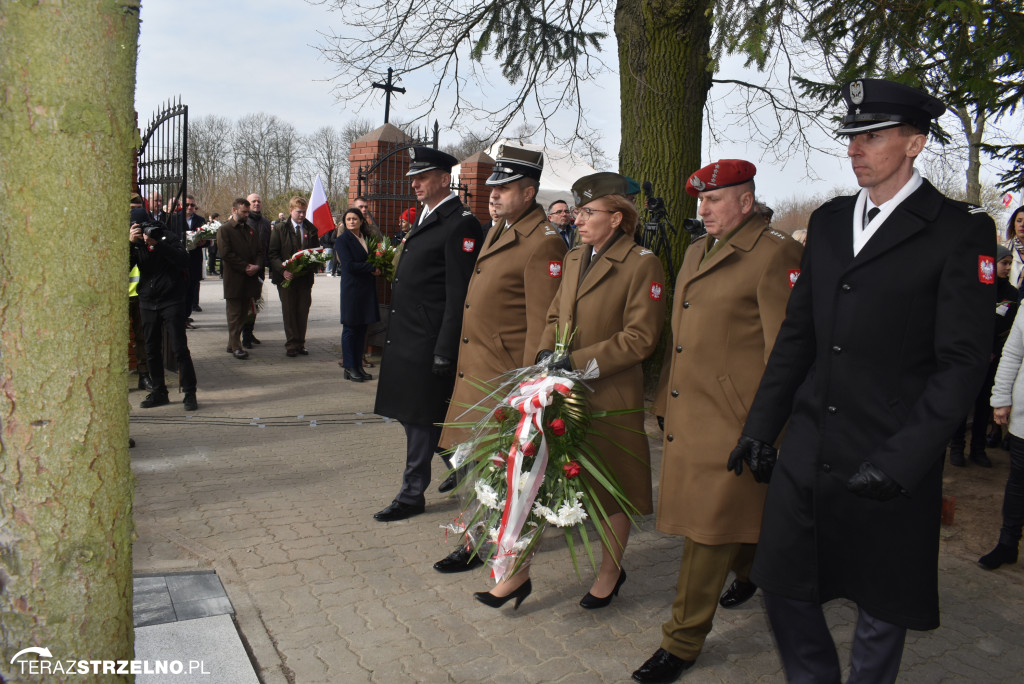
[682,218,706,238]
[140,221,169,241]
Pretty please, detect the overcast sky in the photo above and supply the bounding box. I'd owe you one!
[135,0,1016,219]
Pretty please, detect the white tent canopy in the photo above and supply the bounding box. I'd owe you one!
[451,139,599,211]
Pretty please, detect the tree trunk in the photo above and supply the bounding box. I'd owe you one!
[1,2,140,681]
[953,105,985,206]
[615,0,715,273]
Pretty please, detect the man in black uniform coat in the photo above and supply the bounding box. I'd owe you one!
[726,79,995,684]
[373,147,483,522]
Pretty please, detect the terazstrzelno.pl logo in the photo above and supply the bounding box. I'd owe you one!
[10,646,209,676]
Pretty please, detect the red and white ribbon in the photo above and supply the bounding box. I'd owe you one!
[491,374,575,581]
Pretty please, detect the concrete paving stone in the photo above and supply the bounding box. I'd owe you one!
[165,571,226,603]
[279,645,330,680]
[396,652,456,684]
[173,595,235,621]
[344,621,412,651]
[281,588,327,618]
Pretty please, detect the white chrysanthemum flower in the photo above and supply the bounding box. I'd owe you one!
[475,481,501,509]
[556,499,588,527]
[518,473,531,492]
[532,502,559,525]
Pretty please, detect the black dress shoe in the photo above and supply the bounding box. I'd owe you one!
[344,368,365,383]
[193,305,203,312]
[226,346,234,354]
[357,367,373,380]
[434,546,484,573]
[138,374,155,391]
[979,543,1019,570]
[140,391,169,408]
[250,335,261,345]
[719,579,758,608]
[233,349,249,360]
[286,350,298,357]
[580,569,626,609]
[474,579,532,610]
[183,392,198,411]
[632,649,694,684]
[298,348,309,356]
[438,472,458,493]
[373,500,424,522]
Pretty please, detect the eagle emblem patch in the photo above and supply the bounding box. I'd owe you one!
[548,261,562,278]
[462,238,476,253]
[979,256,995,284]
[788,269,801,288]
[650,282,663,301]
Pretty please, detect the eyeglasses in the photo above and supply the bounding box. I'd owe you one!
[185,203,197,208]
[577,207,616,218]
[550,209,569,215]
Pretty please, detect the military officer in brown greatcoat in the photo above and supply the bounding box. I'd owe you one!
[472,172,665,612]
[632,160,803,684]
[217,198,265,360]
[432,145,567,573]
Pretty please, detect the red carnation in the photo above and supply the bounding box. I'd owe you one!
[494,408,506,423]
[523,442,537,457]
[549,418,566,436]
[563,461,581,478]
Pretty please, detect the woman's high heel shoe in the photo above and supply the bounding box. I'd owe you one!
[474,579,532,610]
[580,569,626,609]
[344,368,364,383]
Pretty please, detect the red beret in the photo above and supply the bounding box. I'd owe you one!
[685,159,757,197]
[401,207,418,223]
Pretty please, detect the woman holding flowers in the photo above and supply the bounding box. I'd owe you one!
[475,172,665,610]
[335,207,380,382]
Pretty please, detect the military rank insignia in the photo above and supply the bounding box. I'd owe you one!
[462,238,476,252]
[788,269,801,288]
[650,282,663,301]
[979,256,995,284]
[548,261,562,278]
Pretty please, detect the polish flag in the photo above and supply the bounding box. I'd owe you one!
[1003,193,1014,208]
[308,174,335,237]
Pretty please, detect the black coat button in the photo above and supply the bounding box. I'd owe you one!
[458,372,464,378]
[682,301,690,309]
[667,434,674,442]
[476,268,481,274]
[821,463,832,473]
[832,345,842,354]
[676,345,683,353]
[465,303,470,308]
[671,390,679,397]
[463,337,469,343]
[841,283,852,293]
[827,405,837,415]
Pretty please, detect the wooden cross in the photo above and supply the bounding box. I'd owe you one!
[372,67,406,124]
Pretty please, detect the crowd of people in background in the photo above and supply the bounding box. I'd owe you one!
[127,76,1024,684]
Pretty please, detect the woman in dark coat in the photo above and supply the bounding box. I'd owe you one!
[334,208,380,382]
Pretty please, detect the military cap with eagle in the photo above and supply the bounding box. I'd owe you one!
[837,78,946,136]
[486,145,544,185]
[406,146,459,176]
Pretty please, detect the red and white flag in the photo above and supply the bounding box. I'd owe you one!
[308,174,335,237]
[1003,193,1015,208]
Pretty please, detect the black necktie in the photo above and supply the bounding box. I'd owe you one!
[867,207,880,224]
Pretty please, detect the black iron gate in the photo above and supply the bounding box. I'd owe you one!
[136,97,188,218]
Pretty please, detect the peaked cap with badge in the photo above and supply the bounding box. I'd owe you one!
[837,78,946,136]
[406,146,458,176]
[571,172,630,206]
[486,145,544,185]
[686,159,757,197]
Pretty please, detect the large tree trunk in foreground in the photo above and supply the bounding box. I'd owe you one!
[1,2,140,681]
[616,0,715,273]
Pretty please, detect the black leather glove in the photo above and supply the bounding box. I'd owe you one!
[547,355,572,372]
[536,350,553,365]
[728,435,778,484]
[657,416,664,431]
[431,355,453,376]
[846,462,902,501]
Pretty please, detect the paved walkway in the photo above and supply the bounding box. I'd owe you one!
[131,274,1024,683]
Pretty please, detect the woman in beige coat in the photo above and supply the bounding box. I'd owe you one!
[475,173,665,610]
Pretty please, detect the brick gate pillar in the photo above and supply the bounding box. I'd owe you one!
[457,151,495,226]
[348,123,415,238]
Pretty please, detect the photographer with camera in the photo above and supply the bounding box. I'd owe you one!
[130,216,199,411]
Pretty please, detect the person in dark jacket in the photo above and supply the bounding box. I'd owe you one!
[372,147,482,522]
[168,194,207,325]
[732,79,994,684]
[269,196,322,357]
[335,208,380,381]
[130,217,198,411]
[949,244,1019,466]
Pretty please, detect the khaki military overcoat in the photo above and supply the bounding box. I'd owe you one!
[540,233,666,515]
[217,217,265,300]
[440,203,567,450]
[654,215,803,543]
